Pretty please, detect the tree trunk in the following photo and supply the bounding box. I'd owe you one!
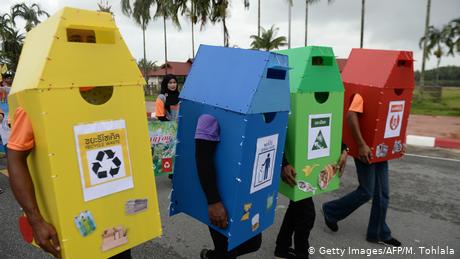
[223,18,229,47]
[436,57,441,87]
[191,2,195,59]
[163,16,168,75]
[421,0,431,87]
[288,3,292,49]
[258,0,261,37]
[305,1,309,46]
[142,23,147,83]
[360,0,365,48]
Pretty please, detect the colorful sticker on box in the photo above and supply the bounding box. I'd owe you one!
[308,114,332,160]
[250,134,278,194]
[241,203,252,221]
[74,211,96,237]
[392,140,403,154]
[318,164,337,190]
[266,194,274,210]
[297,180,316,194]
[302,164,319,177]
[101,226,128,252]
[125,199,148,214]
[384,100,405,139]
[376,143,389,158]
[251,213,260,232]
[74,120,133,201]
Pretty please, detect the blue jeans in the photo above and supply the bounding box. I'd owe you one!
[323,158,391,241]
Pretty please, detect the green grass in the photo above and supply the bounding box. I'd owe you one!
[411,87,460,116]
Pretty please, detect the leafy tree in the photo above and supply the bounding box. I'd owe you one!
[250,25,287,51]
[11,2,49,32]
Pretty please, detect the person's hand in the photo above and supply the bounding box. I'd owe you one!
[208,202,228,229]
[358,144,372,164]
[30,218,61,258]
[281,164,297,187]
[336,150,348,177]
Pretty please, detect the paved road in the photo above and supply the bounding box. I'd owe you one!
[1,146,459,258]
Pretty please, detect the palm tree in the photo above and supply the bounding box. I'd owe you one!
[420,0,432,87]
[210,0,230,47]
[154,0,183,74]
[187,0,212,58]
[287,0,292,49]
[360,0,365,48]
[419,25,446,86]
[138,58,158,72]
[0,29,25,71]
[250,25,287,51]
[97,0,113,15]
[121,0,155,81]
[11,3,49,32]
[443,18,460,56]
[304,0,333,46]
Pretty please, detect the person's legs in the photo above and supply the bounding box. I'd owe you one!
[232,233,262,257]
[109,249,131,259]
[275,200,296,254]
[323,158,375,223]
[275,198,315,258]
[367,161,391,241]
[292,198,315,259]
[206,227,261,259]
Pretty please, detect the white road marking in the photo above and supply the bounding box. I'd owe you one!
[405,153,460,163]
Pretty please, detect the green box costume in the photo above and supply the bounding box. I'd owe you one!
[275,46,344,201]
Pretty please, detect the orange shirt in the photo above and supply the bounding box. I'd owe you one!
[155,97,166,117]
[348,93,364,113]
[7,107,34,151]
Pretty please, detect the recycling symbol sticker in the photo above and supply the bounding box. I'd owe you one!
[312,130,328,150]
[308,113,332,160]
[74,120,133,202]
[92,149,122,179]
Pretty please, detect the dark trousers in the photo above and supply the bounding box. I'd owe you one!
[109,249,131,259]
[276,197,315,259]
[208,227,262,259]
[323,159,391,241]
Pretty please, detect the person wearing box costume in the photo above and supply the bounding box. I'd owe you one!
[195,114,262,259]
[322,49,414,247]
[322,94,401,247]
[8,100,132,259]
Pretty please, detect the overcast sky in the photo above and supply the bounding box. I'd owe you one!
[1,0,459,70]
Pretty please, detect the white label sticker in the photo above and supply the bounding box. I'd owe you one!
[74,120,133,202]
[307,114,332,160]
[384,100,405,139]
[250,134,278,194]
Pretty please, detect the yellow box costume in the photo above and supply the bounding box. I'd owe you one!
[9,7,161,258]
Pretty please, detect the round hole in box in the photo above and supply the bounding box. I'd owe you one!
[314,92,329,104]
[80,86,113,105]
[263,112,276,123]
[394,88,404,96]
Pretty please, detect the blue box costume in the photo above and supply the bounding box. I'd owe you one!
[170,45,290,250]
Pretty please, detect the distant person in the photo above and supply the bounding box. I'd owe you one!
[0,72,13,195]
[155,74,180,121]
[322,93,402,247]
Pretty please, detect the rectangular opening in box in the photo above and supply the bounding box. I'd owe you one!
[266,68,286,80]
[67,28,115,44]
[397,60,412,68]
[311,56,333,66]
